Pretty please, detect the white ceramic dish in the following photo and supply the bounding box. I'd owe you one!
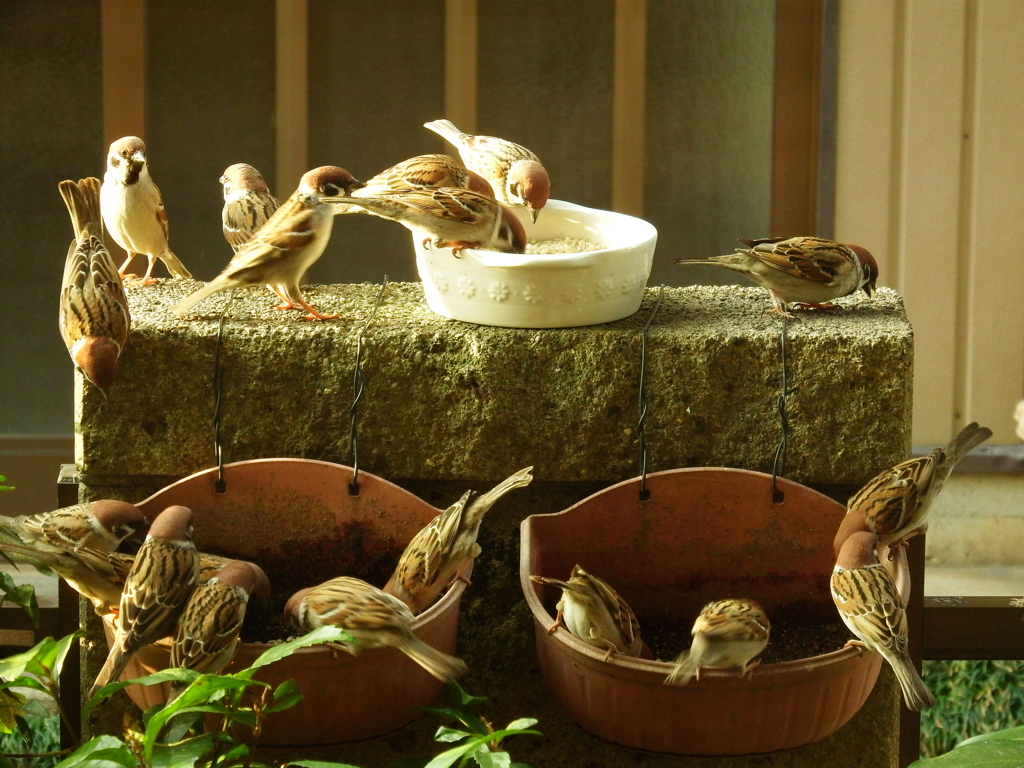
[413,199,657,328]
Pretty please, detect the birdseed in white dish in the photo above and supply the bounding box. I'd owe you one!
[525,237,603,254]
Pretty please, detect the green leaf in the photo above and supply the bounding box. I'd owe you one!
[472,750,511,768]
[239,626,352,676]
[0,475,13,491]
[910,740,1024,767]
[1,584,39,627]
[0,688,25,732]
[0,637,57,681]
[480,728,542,745]
[510,763,533,768]
[0,754,17,768]
[53,630,85,678]
[424,736,491,768]
[960,726,1024,747]
[151,732,219,768]
[503,718,539,732]
[435,725,472,743]
[53,735,136,768]
[266,678,303,713]
[421,707,489,735]
[285,762,364,768]
[449,682,487,711]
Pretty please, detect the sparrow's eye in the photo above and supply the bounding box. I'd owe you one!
[322,182,341,196]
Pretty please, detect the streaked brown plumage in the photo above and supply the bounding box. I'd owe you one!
[5,500,147,554]
[384,467,533,613]
[285,576,467,683]
[423,119,550,222]
[664,598,770,686]
[220,163,280,252]
[831,531,935,711]
[90,505,199,697]
[530,565,642,661]
[359,154,493,198]
[58,177,131,390]
[0,542,129,615]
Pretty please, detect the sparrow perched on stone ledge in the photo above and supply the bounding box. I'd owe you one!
[530,565,643,661]
[327,186,526,257]
[285,576,467,682]
[100,136,192,283]
[220,163,280,252]
[831,531,935,711]
[664,598,770,686]
[173,166,364,320]
[424,119,550,222]
[675,236,878,318]
[384,467,534,614]
[57,177,131,391]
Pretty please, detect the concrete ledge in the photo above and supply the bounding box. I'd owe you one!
[76,282,912,488]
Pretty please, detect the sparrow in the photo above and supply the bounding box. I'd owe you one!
[530,565,643,661]
[326,186,527,257]
[384,467,533,614]
[100,136,192,283]
[284,576,467,683]
[3,500,147,554]
[173,166,364,320]
[423,119,550,222]
[835,422,992,557]
[168,560,265,700]
[220,163,281,252]
[0,542,129,615]
[664,598,770,686]
[90,505,199,698]
[675,236,879,317]
[831,531,936,711]
[57,177,131,390]
[357,154,494,198]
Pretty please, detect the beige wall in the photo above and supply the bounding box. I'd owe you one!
[835,0,1024,444]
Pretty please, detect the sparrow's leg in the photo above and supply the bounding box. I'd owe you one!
[792,301,841,311]
[136,256,159,286]
[884,528,924,559]
[843,639,867,655]
[599,640,620,663]
[742,658,762,680]
[546,609,565,635]
[296,299,340,321]
[765,293,796,320]
[118,253,140,279]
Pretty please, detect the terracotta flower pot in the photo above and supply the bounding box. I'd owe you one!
[520,467,882,756]
[103,458,468,747]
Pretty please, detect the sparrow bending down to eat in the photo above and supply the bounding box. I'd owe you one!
[834,422,992,558]
[424,119,550,222]
[675,236,878,318]
[530,565,643,661]
[57,177,131,391]
[342,153,493,208]
[89,505,199,698]
[326,186,526,257]
[220,163,281,252]
[664,598,770,686]
[831,531,936,711]
[285,576,467,683]
[173,166,364,320]
[2,499,147,554]
[168,560,265,700]
[100,137,192,283]
[384,467,534,614]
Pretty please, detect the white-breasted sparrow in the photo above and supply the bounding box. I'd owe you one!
[220,163,281,252]
[664,598,770,686]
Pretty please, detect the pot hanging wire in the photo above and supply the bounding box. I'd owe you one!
[348,277,390,496]
[770,313,794,504]
[211,291,236,494]
[637,287,665,501]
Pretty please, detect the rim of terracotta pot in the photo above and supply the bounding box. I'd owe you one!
[520,466,883,755]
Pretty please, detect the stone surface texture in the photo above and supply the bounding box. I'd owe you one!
[76,280,913,767]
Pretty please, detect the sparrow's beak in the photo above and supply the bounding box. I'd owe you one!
[131,150,146,165]
[529,207,539,224]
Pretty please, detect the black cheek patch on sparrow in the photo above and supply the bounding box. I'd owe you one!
[125,163,143,186]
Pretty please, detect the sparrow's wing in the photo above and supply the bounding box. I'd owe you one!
[223,199,320,277]
[744,237,852,285]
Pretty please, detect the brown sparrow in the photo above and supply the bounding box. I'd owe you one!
[664,598,770,686]
[90,505,199,697]
[57,177,131,390]
[168,560,264,699]
[530,565,643,661]
[173,166,364,320]
[284,576,467,683]
[831,531,935,711]
[384,467,533,614]
[358,154,493,198]
[675,236,879,317]
[220,163,281,252]
[423,119,550,222]
[0,542,129,615]
[100,137,192,283]
[835,422,992,557]
[6,500,147,554]
[327,186,526,257]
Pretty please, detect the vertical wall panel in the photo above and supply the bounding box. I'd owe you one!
[612,0,647,217]
[445,0,478,133]
[276,0,309,196]
[962,1,1024,442]
[102,0,146,144]
[308,1,446,285]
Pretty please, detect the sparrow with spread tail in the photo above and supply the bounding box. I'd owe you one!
[326,186,526,257]
[285,576,467,683]
[2,500,147,554]
[530,565,643,661]
[168,560,265,700]
[90,505,199,698]
[0,542,130,615]
[834,422,992,558]
[424,119,550,222]
[173,166,364,320]
[220,163,281,252]
[57,177,131,390]
[384,467,533,614]
[664,598,770,686]
[675,236,878,318]
[100,137,192,283]
[831,531,936,711]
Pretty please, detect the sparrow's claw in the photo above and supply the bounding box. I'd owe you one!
[546,609,565,636]
[742,658,762,680]
[792,301,841,311]
[844,639,867,655]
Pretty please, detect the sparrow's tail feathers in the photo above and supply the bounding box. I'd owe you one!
[423,119,464,146]
[171,277,236,316]
[946,422,993,465]
[398,634,467,683]
[88,647,131,700]
[58,178,104,240]
[664,652,698,687]
[889,652,936,711]
[464,467,534,527]
[160,250,193,279]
